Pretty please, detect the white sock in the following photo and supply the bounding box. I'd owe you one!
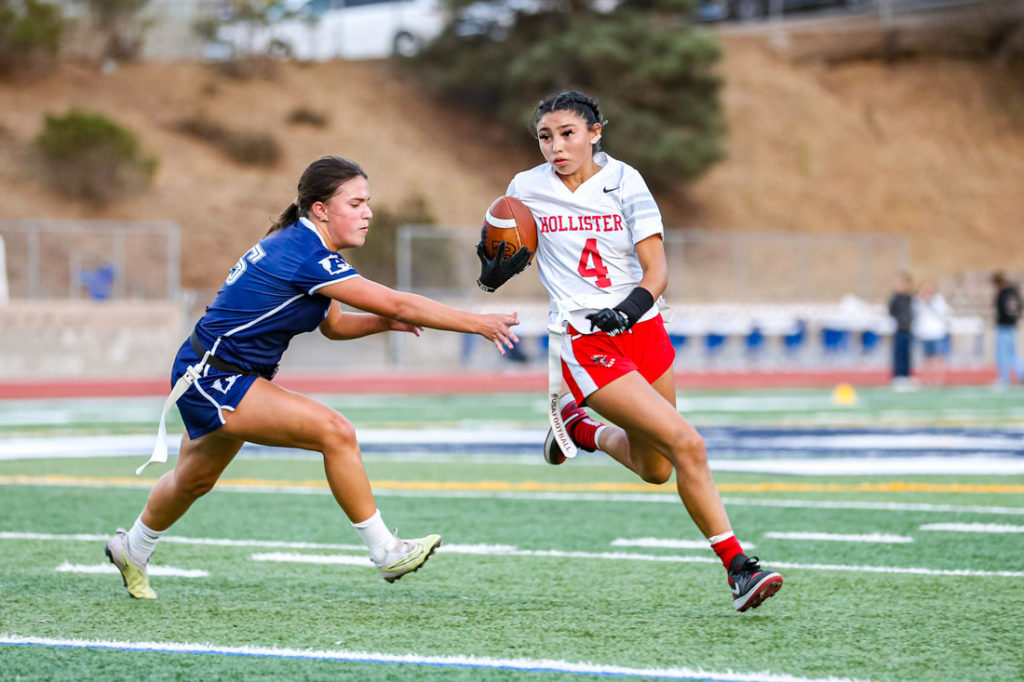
[352,509,395,564]
[593,424,608,451]
[707,530,735,546]
[126,516,163,565]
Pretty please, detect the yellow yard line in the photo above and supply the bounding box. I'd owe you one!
[1,474,1023,494]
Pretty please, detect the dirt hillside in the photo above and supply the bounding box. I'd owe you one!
[1,35,1022,295]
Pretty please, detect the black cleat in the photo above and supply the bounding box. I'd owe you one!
[728,556,783,612]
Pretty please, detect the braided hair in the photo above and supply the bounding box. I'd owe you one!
[533,90,606,152]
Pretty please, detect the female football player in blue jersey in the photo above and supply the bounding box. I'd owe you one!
[477,91,782,612]
[106,155,521,599]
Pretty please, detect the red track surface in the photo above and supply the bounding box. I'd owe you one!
[0,368,997,399]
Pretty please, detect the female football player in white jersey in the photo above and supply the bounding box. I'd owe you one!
[106,155,521,599]
[477,91,782,612]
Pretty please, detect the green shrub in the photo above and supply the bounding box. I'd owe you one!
[34,108,158,207]
[211,55,280,81]
[286,106,330,128]
[0,0,64,78]
[222,130,281,166]
[412,1,724,189]
[177,113,282,167]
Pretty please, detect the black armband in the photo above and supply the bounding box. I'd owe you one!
[614,286,655,326]
[585,286,655,336]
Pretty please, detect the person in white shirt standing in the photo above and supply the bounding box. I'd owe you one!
[476,90,782,612]
[913,279,950,385]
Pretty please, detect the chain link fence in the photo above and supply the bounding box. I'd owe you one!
[0,219,181,301]
[396,225,911,305]
[0,220,184,378]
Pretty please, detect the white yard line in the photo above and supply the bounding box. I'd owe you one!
[762,532,914,543]
[249,548,1024,578]
[54,562,208,578]
[0,634,868,682]
[710,457,1024,476]
[8,531,1021,576]
[918,523,1024,534]
[0,531,365,550]
[612,538,757,550]
[250,548,370,565]
[718,498,1024,516]
[252,553,372,567]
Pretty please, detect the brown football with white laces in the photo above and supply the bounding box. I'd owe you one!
[482,196,537,262]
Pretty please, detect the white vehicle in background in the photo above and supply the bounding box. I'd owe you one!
[217,0,446,60]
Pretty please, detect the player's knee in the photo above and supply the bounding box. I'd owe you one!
[320,411,358,456]
[175,473,218,499]
[637,460,673,485]
[671,431,708,472]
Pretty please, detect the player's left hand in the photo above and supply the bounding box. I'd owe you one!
[586,287,655,337]
[388,320,423,336]
[586,308,632,336]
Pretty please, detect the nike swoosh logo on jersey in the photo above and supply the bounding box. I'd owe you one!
[603,186,619,193]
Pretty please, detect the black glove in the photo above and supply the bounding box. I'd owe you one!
[586,287,655,336]
[476,240,532,292]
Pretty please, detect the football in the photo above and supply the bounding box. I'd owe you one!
[482,196,538,262]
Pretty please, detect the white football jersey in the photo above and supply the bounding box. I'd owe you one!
[506,152,664,332]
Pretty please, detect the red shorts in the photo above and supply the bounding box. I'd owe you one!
[562,315,675,405]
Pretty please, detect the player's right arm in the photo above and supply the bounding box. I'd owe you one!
[319,300,423,340]
[319,276,520,355]
[634,234,668,300]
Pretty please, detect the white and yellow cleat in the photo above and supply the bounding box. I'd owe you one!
[105,528,156,599]
[373,532,442,583]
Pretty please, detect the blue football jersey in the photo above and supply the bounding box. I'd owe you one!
[192,218,360,374]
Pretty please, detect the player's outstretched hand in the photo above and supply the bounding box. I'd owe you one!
[386,319,423,336]
[476,240,532,293]
[478,312,520,355]
[586,308,632,336]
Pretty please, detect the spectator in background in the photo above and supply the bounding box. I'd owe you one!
[888,271,916,390]
[992,271,1024,388]
[913,279,950,385]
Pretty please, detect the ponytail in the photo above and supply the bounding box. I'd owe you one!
[268,202,300,235]
[268,156,366,236]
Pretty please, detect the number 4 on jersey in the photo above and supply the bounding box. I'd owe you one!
[577,238,611,288]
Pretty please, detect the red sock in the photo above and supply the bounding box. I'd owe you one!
[562,399,603,452]
[710,531,744,570]
[569,414,602,451]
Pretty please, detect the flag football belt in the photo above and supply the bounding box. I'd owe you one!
[189,330,277,380]
[544,292,675,463]
[135,332,277,475]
